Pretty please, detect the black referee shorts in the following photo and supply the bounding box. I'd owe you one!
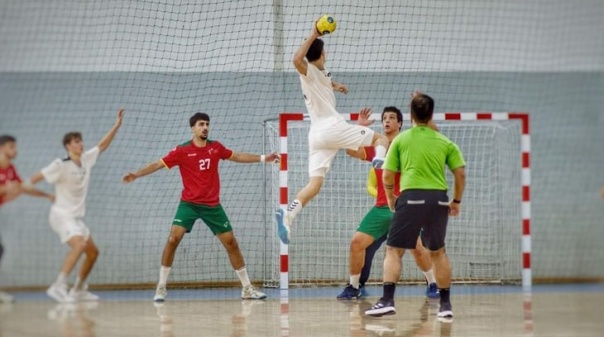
[387,189,450,250]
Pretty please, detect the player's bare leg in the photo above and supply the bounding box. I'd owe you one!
[410,238,439,298]
[338,232,374,300]
[70,237,100,301]
[47,235,87,302]
[154,225,186,302]
[430,248,453,319]
[276,175,324,244]
[217,231,266,300]
[365,245,404,316]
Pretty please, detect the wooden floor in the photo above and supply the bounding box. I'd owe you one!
[0,285,602,337]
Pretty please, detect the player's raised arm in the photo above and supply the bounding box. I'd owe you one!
[97,108,125,153]
[228,152,280,164]
[292,19,322,75]
[122,159,165,183]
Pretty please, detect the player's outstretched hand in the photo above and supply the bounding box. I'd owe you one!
[265,152,281,164]
[122,173,137,184]
[311,18,322,38]
[448,201,461,216]
[411,90,422,99]
[115,108,125,126]
[357,108,375,126]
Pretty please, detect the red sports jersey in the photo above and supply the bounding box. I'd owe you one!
[364,147,400,207]
[0,164,22,206]
[161,140,233,206]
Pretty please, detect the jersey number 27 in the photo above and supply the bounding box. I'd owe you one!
[199,158,210,170]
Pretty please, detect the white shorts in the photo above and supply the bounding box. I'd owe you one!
[49,210,90,244]
[308,120,374,177]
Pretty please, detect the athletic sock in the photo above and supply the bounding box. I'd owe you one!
[383,282,396,301]
[350,274,361,289]
[158,265,171,286]
[439,288,451,303]
[236,267,251,287]
[73,277,83,290]
[423,269,436,284]
[55,272,67,286]
[287,199,303,221]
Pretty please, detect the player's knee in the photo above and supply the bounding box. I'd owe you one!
[429,247,446,258]
[167,235,182,247]
[88,246,100,259]
[350,237,367,252]
[223,237,240,252]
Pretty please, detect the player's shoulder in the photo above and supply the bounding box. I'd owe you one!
[177,140,192,147]
[207,139,224,147]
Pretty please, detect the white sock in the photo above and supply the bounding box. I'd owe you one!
[350,274,361,289]
[73,277,83,290]
[55,272,67,286]
[236,267,251,287]
[375,145,387,159]
[287,199,303,222]
[159,266,171,286]
[423,269,436,284]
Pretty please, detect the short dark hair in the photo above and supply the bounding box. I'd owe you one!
[0,135,16,147]
[382,106,403,130]
[410,94,435,124]
[62,132,82,147]
[190,112,210,127]
[306,39,324,62]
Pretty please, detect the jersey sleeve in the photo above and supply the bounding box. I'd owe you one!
[161,146,181,169]
[216,142,234,160]
[382,139,401,172]
[363,147,376,162]
[446,142,466,171]
[41,159,63,184]
[82,146,101,168]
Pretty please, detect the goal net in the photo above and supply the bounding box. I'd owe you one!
[264,112,525,288]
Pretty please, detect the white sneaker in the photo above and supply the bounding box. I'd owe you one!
[47,283,75,303]
[0,291,15,303]
[154,284,167,302]
[69,284,99,301]
[241,285,267,300]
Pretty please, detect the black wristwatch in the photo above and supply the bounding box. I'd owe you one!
[452,199,461,204]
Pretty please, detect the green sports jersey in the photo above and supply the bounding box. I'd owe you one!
[383,125,465,191]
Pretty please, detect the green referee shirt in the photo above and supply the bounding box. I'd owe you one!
[383,125,466,192]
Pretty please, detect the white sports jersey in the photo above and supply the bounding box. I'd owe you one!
[299,63,344,127]
[42,147,100,218]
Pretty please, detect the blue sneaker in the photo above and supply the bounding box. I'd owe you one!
[275,209,290,245]
[337,285,360,300]
[426,283,439,299]
[359,285,368,298]
[371,157,384,169]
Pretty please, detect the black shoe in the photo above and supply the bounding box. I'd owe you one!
[437,301,453,319]
[364,298,395,317]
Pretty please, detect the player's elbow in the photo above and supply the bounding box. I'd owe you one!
[452,167,466,183]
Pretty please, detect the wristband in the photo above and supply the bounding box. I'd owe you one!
[452,199,461,204]
[260,155,266,163]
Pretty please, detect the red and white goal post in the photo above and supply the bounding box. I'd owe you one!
[264,112,530,290]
